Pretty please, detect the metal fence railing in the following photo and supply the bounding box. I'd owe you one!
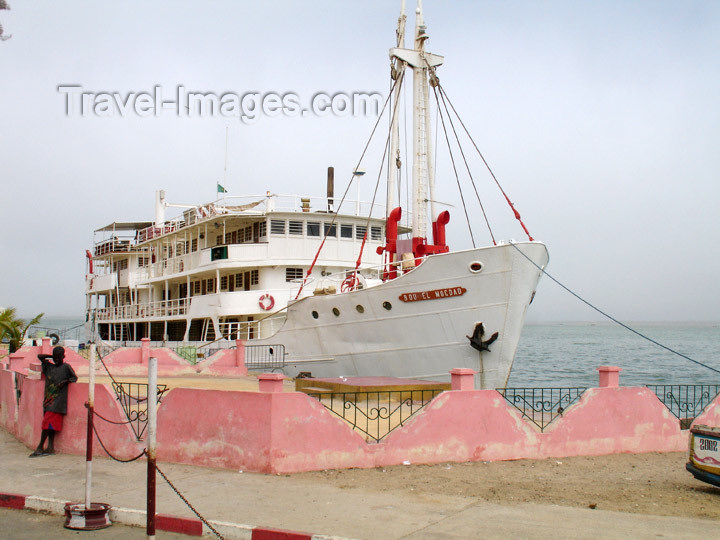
[112,382,169,440]
[497,387,587,432]
[306,389,443,442]
[646,384,720,429]
[245,344,286,370]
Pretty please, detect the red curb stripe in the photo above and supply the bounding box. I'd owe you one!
[0,493,26,510]
[252,527,312,540]
[156,513,203,536]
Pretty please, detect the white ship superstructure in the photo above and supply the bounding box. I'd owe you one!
[85,1,549,389]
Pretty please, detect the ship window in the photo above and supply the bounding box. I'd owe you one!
[193,281,201,295]
[258,221,267,237]
[216,235,223,246]
[244,226,253,242]
[220,276,229,291]
[206,278,215,293]
[356,305,364,313]
[271,219,286,235]
[191,238,198,252]
[311,311,319,319]
[289,220,303,235]
[137,257,149,268]
[250,269,259,285]
[225,232,232,244]
[340,224,353,238]
[306,221,320,237]
[355,225,367,240]
[383,301,392,310]
[332,307,340,317]
[370,226,382,241]
[235,273,243,288]
[286,267,304,282]
[324,223,337,237]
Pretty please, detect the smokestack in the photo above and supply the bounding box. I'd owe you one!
[155,190,166,226]
[327,166,334,212]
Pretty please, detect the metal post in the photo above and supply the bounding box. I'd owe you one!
[85,344,96,510]
[146,357,157,539]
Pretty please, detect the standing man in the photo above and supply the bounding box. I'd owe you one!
[29,346,77,457]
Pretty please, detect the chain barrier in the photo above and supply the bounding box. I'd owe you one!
[88,406,134,425]
[91,423,146,463]
[156,464,225,539]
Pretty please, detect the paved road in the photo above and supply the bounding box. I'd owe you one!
[0,507,190,539]
[3,428,719,539]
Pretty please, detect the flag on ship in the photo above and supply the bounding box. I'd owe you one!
[217,182,227,194]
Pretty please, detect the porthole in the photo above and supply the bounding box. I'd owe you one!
[356,305,365,313]
[383,301,392,310]
[311,311,319,319]
[332,307,340,317]
[469,261,483,273]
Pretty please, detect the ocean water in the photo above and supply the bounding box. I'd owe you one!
[35,318,720,387]
[27,317,88,343]
[508,323,720,387]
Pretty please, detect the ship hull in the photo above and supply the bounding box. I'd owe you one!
[256,241,548,389]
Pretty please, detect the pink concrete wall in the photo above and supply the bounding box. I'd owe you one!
[156,388,274,471]
[103,347,195,376]
[196,343,247,376]
[6,345,89,375]
[0,370,18,435]
[10,376,145,459]
[2,364,716,474]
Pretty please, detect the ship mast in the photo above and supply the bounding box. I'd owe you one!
[386,1,406,218]
[389,0,443,242]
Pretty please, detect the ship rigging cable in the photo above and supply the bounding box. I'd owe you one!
[432,84,476,248]
[508,242,720,375]
[294,70,405,300]
[438,83,534,242]
[434,82,496,246]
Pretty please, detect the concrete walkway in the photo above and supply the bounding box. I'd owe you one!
[2,429,717,539]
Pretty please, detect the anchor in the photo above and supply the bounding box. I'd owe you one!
[466,322,499,352]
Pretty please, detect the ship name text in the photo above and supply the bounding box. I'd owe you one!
[399,287,467,303]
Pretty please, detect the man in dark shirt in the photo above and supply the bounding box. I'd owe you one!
[29,346,77,457]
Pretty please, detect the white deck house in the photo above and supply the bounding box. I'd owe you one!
[87,193,387,343]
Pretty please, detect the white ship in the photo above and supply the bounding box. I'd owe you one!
[85,1,549,389]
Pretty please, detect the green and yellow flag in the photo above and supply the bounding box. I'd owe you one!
[217,182,227,194]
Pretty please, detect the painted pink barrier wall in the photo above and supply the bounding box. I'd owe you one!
[197,342,247,376]
[0,370,19,435]
[103,346,195,376]
[10,376,144,459]
[1,366,714,474]
[6,345,89,375]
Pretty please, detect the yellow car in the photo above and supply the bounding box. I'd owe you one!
[686,425,720,488]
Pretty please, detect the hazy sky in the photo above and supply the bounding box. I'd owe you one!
[1,1,718,322]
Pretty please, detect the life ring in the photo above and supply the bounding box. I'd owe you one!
[259,294,275,311]
[49,333,60,345]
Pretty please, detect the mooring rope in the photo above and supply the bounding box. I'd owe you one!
[508,241,720,375]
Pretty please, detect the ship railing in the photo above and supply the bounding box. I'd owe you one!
[93,237,138,256]
[218,314,287,341]
[217,193,388,219]
[288,260,413,297]
[93,298,190,321]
